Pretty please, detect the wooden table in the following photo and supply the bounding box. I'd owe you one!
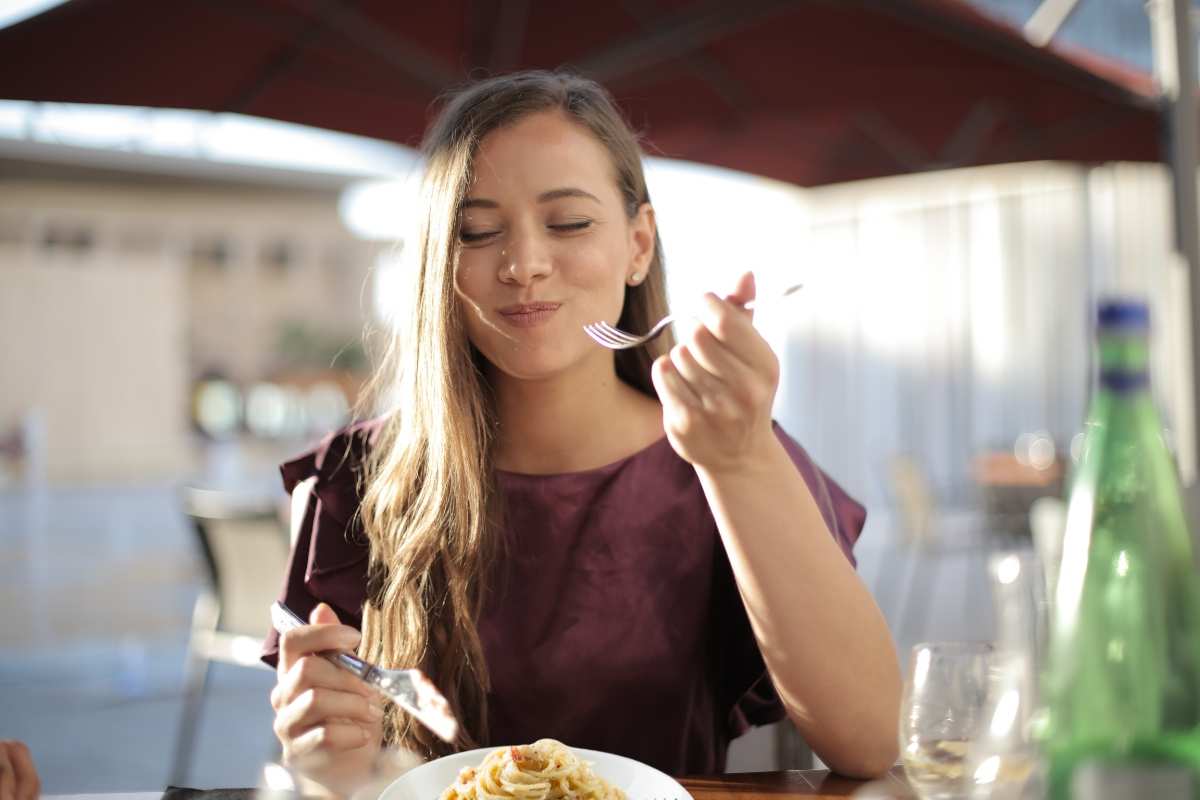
[41,767,915,800]
[971,451,1065,538]
[682,766,912,799]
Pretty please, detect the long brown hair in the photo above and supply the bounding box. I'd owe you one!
[356,70,673,757]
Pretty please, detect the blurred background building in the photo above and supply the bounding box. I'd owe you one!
[1,0,1198,791]
[0,144,382,482]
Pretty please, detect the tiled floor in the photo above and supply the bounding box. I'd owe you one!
[0,479,1002,792]
[0,484,281,791]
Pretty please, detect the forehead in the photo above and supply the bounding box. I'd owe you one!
[468,110,618,198]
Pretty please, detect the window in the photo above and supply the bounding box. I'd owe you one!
[259,239,296,278]
[189,236,233,273]
[41,222,94,256]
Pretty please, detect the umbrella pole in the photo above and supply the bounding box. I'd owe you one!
[1149,0,1200,495]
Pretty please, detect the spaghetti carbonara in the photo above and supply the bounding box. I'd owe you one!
[439,739,626,800]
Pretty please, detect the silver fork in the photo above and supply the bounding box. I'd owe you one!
[583,283,804,349]
[270,601,459,743]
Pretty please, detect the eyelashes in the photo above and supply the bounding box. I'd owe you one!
[549,221,592,233]
[459,229,499,244]
[458,220,593,245]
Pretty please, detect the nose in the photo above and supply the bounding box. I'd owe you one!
[499,227,552,285]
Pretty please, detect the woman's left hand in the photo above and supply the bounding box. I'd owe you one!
[651,271,781,474]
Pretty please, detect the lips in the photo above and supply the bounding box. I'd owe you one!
[498,302,561,328]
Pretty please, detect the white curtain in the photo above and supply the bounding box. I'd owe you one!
[758,161,1187,513]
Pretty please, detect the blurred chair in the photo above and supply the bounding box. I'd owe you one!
[0,409,46,487]
[170,486,289,786]
[0,423,23,486]
[889,455,937,549]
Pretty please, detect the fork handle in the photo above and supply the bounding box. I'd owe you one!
[270,601,369,676]
[329,650,373,679]
[741,282,803,311]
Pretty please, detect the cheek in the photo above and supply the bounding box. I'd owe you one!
[451,262,492,349]
[559,237,628,287]
[454,258,486,301]
[456,290,490,346]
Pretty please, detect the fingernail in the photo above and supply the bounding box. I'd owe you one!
[369,703,385,718]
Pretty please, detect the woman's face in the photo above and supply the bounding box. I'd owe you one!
[454,110,655,382]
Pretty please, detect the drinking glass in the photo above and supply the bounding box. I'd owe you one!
[899,641,993,800]
[256,747,423,800]
[965,551,1047,800]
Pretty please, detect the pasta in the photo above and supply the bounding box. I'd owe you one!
[440,739,626,800]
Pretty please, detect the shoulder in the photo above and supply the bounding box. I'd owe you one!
[262,421,383,664]
[280,416,386,504]
[274,419,386,614]
[279,417,388,561]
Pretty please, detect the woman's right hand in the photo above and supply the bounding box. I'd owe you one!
[271,602,386,795]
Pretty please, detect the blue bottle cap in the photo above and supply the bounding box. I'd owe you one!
[1097,299,1150,331]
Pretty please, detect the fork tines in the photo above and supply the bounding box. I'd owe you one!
[583,322,641,349]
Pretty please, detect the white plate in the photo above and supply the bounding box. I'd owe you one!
[379,746,694,800]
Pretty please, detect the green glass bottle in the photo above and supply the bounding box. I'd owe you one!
[1043,300,1200,799]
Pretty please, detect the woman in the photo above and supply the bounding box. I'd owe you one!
[264,70,900,793]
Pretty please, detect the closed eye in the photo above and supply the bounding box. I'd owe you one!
[459,229,499,244]
[549,221,592,234]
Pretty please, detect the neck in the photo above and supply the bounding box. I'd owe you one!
[489,358,663,475]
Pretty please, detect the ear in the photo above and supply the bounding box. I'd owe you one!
[627,202,656,285]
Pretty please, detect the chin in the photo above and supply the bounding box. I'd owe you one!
[482,347,583,383]
[492,358,574,382]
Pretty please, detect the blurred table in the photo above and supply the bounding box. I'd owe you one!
[972,451,1064,538]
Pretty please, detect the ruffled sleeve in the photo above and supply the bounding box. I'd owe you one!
[718,422,867,737]
[774,423,865,568]
[259,418,383,668]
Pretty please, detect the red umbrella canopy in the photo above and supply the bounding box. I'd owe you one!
[0,0,1163,186]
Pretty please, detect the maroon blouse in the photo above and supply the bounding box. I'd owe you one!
[261,417,866,775]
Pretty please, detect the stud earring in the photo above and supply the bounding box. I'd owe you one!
[630,272,644,285]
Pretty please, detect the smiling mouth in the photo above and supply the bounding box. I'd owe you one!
[498,303,561,328]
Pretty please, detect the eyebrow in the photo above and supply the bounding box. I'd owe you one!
[461,187,602,209]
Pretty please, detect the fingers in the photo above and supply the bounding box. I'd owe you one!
[272,656,383,766]
[0,745,13,800]
[7,743,37,800]
[277,604,360,677]
[652,355,700,410]
[286,721,374,762]
[654,279,782,462]
[0,741,38,800]
[274,683,384,741]
[273,654,374,712]
[309,602,340,626]
[694,292,780,386]
[676,326,751,389]
[668,343,738,418]
[725,270,756,307]
[272,601,381,762]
